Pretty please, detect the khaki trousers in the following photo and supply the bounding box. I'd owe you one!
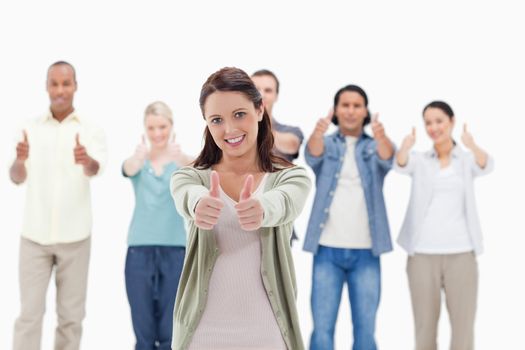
[407,252,478,350]
[13,237,91,350]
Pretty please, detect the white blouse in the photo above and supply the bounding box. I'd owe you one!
[415,165,473,254]
[395,146,494,255]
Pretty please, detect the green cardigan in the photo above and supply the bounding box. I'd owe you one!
[170,165,311,350]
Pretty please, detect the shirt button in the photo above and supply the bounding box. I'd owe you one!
[320,223,325,228]
[340,157,344,161]
[268,291,273,297]
[262,270,268,276]
[324,208,329,213]
[148,168,153,174]
[329,191,334,196]
[335,173,340,178]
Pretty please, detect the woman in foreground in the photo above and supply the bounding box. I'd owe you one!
[170,67,311,350]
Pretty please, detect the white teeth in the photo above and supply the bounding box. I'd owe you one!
[226,136,244,144]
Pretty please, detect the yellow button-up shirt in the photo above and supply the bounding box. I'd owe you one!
[18,111,107,245]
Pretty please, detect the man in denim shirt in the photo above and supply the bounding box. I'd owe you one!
[303,85,394,350]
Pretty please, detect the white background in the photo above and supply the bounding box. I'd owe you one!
[0,1,523,349]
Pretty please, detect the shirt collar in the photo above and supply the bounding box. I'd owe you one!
[425,145,461,159]
[335,129,370,141]
[41,109,81,124]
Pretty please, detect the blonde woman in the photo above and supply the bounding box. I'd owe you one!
[123,101,193,350]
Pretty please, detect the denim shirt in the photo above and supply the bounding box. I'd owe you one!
[303,130,394,256]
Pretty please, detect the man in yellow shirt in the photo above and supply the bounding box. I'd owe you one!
[10,61,107,350]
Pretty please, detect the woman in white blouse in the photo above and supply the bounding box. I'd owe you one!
[395,101,493,350]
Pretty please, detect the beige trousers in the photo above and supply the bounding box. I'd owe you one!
[407,252,478,350]
[13,237,91,350]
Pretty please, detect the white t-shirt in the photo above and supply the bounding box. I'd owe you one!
[415,165,473,254]
[319,136,372,249]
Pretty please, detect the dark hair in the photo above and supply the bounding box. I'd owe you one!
[193,67,292,172]
[251,69,280,94]
[423,100,457,145]
[331,84,371,126]
[47,61,77,83]
[422,100,454,119]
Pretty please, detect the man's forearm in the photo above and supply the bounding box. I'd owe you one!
[273,131,301,155]
[376,136,394,160]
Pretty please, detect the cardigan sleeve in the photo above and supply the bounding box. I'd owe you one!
[257,166,312,227]
[170,166,209,221]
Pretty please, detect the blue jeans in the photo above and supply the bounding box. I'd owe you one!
[125,246,185,350]
[310,246,381,350]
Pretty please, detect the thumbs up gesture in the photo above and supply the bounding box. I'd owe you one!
[461,123,476,151]
[400,127,416,152]
[312,108,334,139]
[74,133,89,166]
[16,130,30,162]
[134,135,148,162]
[194,170,224,230]
[371,113,395,160]
[235,175,264,231]
[167,134,183,162]
[371,113,387,141]
[74,133,99,176]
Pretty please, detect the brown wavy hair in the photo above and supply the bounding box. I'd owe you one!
[193,67,292,172]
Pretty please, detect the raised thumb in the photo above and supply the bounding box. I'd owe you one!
[240,175,254,201]
[209,170,220,198]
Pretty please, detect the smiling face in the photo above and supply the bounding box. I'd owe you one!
[203,91,264,161]
[423,107,454,145]
[334,91,368,136]
[47,64,77,116]
[145,114,173,149]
